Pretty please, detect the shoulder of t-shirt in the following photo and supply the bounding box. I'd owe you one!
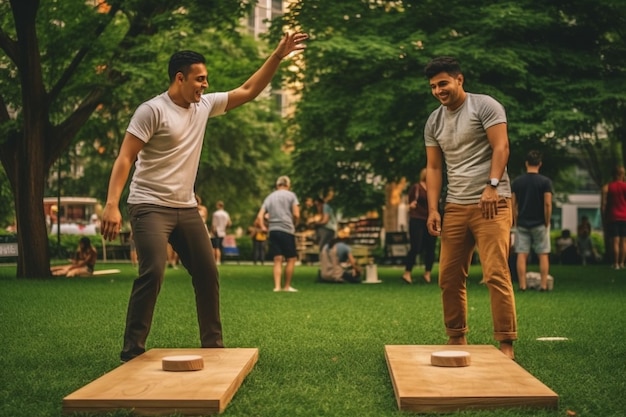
[467,92,503,107]
[134,92,167,113]
[426,104,444,120]
[468,93,506,115]
[200,92,228,107]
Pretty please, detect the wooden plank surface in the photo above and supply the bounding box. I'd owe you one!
[385,345,558,413]
[63,348,258,415]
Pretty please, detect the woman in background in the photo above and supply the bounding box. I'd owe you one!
[51,237,97,277]
[402,168,437,284]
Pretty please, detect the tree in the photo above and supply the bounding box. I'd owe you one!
[275,0,626,219]
[0,0,251,277]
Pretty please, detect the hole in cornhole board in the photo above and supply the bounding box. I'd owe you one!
[63,348,258,415]
[385,345,558,413]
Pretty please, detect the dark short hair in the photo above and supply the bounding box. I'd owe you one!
[526,150,543,166]
[168,50,206,82]
[424,56,462,79]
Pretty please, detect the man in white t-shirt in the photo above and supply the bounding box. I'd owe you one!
[100,32,308,363]
[211,201,231,264]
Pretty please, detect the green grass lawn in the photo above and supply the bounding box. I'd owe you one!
[0,261,625,417]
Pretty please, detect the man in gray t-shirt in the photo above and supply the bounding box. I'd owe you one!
[257,175,300,292]
[423,56,517,360]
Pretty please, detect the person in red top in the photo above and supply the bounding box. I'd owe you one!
[601,166,626,269]
[402,168,437,284]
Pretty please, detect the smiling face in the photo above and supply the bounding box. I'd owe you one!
[170,63,209,108]
[429,71,466,111]
[177,63,209,103]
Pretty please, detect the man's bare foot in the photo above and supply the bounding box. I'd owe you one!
[423,272,431,283]
[500,341,515,360]
[401,274,412,284]
[447,336,467,345]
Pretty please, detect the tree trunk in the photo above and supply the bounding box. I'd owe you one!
[10,0,53,278]
[14,140,52,278]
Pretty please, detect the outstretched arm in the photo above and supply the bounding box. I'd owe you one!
[226,31,308,111]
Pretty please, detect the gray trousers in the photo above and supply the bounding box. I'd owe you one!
[121,204,223,362]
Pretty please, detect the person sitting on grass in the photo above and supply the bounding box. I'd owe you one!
[51,237,98,277]
[318,227,362,284]
[555,229,578,265]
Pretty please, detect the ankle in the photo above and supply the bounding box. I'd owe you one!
[447,336,467,345]
[499,340,515,360]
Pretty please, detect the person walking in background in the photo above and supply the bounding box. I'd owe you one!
[313,196,337,252]
[256,175,300,292]
[402,168,437,284]
[511,150,553,291]
[601,166,626,269]
[51,237,98,277]
[100,32,308,362]
[196,194,210,233]
[297,197,315,232]
[423,56,516,359]
[211,200,231,265]
[249,216,268,265]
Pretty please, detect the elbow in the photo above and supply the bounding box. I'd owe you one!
[498,143,510,159]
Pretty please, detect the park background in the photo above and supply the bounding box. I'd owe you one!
[1,262,626,417]
[1,2,626,416]
[1,0,625,277]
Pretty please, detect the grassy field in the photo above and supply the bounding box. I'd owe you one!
[0,261,625,417]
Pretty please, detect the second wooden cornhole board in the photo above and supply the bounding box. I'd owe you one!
[385,344,558,413]
[63,348,258,415]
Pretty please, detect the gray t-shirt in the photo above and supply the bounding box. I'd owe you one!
[424,93,511,204]
[262,189,299,234]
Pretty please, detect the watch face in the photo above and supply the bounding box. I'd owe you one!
[490,179,499,187]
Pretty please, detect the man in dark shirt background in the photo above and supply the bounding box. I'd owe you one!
[511,150,553,291]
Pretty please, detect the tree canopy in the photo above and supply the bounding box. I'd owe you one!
[275,0,626,216]
[0,0,290,277]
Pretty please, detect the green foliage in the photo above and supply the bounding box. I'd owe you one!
[276,0,626,214]
[1,263,625,416]
[0,168,15,228]
[194,32,291,226]
[0,0,289,277]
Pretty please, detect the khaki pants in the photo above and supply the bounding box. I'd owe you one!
[438,199,517,342]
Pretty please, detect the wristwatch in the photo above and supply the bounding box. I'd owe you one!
[487,178,499,188]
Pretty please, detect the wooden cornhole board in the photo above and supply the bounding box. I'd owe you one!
[385,345,558,413]
[92,268,121,276]
[63,348,258,415]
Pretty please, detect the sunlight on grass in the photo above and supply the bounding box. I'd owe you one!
[1,263,625,416]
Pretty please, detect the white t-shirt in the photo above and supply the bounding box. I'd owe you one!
[126,92,229,207]
[211,209,231,238]
[424,93,511,204]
